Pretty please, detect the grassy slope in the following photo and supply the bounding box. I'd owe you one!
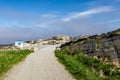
[55,50,120,80]
[0,50,33,78]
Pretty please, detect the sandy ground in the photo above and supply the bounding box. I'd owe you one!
[3,45,75,80]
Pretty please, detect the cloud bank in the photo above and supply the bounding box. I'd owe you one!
[0,5,119,44]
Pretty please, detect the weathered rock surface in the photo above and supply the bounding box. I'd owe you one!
[61,28,120,61]
[52,35,70,41]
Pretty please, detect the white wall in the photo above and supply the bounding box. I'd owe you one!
[15,41,24,48]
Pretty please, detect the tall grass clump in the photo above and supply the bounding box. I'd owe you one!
[0,50,33,78]
[55,50,120,80]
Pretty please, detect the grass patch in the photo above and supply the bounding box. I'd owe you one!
[55,50,120,80]
[0,50,33,78]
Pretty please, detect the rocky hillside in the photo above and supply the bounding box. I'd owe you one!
[60,28,120,62]
[22,35,70,50]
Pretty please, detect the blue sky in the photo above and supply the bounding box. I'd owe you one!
[0,0,120,44]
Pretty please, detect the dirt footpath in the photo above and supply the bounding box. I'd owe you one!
[3,45,75,80]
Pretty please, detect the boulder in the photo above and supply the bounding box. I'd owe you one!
[52,35,70,41]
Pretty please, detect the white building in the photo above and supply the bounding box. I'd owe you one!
[15,41,24,48]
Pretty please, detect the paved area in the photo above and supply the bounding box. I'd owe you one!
[3,45,75,80]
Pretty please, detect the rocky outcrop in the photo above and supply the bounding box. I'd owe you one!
[22,35,70,49]
[61,29,120,61]
[52,35,70,41]
[25,35,70,45]
[0,44,18,50]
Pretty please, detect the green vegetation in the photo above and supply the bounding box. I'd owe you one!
[55,49,120,80]
[0,50,33,78]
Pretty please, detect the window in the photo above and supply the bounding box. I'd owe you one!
[18,43,21,45]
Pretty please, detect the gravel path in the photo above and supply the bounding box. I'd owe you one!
[3,45,75,80]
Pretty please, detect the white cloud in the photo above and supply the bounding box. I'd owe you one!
[37,21,54,28]
[62,6,113,22]
[37,6,114,28]
[40,14,57,18]
[37,22,50,28]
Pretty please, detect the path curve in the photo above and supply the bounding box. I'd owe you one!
[3,45,75,80]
